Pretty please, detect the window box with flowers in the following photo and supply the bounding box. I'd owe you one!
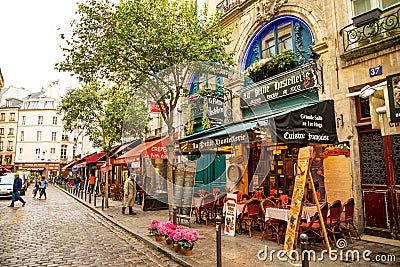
[244,50,298,83]
[147,219,162,241]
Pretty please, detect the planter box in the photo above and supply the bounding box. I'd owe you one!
[353,8,382,27]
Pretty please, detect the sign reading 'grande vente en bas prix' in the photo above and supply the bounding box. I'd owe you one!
[240,63,318,108]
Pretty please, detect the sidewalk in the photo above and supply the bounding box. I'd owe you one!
[57,185,400,267]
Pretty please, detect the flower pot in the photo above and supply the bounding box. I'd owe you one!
[155,235,163,242]
[166,239,172,245]
[182,248,193,256]
[173,245,181,252]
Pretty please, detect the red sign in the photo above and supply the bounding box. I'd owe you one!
[150,101,168,113]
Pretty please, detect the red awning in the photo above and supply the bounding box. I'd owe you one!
[61,160,76,171]
[113,140,137,155]
[0,164,12,172]
[84,152,106,163]
[116,135,173,165]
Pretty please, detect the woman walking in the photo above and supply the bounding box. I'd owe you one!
[33,178,40,198]
[39,176,49,200]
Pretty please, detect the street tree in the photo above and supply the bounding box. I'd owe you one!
[59,82,148,207]
[56,0,235,215]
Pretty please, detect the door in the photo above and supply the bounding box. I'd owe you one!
[193,154,226,193]
[359,131,400,239]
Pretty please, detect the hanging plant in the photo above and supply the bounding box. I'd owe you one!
[202,102,211,130]
[186,103,194,135]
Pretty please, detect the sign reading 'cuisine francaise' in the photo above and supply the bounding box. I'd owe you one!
[240,63,318,108]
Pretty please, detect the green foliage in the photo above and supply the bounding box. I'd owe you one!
[201,102,211,130]
[244,50,298,82]
[58,82,148,153]
[186,103,194,135]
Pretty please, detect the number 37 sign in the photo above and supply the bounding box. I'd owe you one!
[369,65,382,77]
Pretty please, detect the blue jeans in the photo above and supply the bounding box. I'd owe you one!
[11,191,25,205]
[74,183,80,195]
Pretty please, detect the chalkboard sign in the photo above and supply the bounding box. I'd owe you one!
[176,162,196,216]
[174,163,185,207]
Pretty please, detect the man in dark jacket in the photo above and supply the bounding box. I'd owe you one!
[8,173,27,207]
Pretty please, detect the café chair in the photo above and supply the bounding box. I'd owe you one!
[238,198,261,237]
[327,200,344,245]
[340,198,361,243]
[260,199,284,244]
[213,192,227,219]
[299,202,332,249]
[199,193,216,224]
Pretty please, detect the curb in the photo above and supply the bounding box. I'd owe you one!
[55,185,197,267]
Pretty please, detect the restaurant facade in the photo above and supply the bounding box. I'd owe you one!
[174,0,400,239]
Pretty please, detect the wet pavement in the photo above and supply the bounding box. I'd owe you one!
[0,185,181,267]
[57,184,400,267]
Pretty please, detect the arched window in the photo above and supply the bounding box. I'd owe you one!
[240,15,315,72]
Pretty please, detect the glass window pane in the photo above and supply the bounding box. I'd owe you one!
[353,0,372,17]
[381,0,398,9]
[262,31,275,58]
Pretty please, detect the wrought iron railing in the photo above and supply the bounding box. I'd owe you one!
[216,0,245,15]
[341,7,400,52]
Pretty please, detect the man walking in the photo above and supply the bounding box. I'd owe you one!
[8,173,27,207]
[122,174,136,215]
[73,175,81,195]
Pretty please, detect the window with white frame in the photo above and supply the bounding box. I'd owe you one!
[9,113,15,121]
[8,128,14,135]
[61,144,67,160]
[50,148,56,154]
[20,131,24,141]
[0,113,5,121]
[37,131,42,141]
[38,116,43,125]
[352,0,399,17]
[36,148,40,154]
[51,132,57,142]
[0,128,4,135]
[22,116,26,125]
[0,141,3,151]
[7,141,13,151]
[53,116,57,125]
[19,148,23,154]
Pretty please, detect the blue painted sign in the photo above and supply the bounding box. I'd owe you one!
[71,165,78,172]
[369,65,382,77]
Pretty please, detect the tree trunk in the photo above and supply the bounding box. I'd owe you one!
[105,154,109,208]
[166,128,176,220]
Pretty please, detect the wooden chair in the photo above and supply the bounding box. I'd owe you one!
[260,199,284,244]
[213,192,227,219]
[340,198,361,243]
[299,202,331,248]
[198,193,216,224]
[238,198,261,237]
[327,200,344,245]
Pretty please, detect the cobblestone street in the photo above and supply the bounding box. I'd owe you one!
[0,184,181,267]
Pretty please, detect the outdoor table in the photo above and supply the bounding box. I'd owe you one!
[265,206,317,222]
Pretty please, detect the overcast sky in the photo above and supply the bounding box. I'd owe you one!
[0,0,81,93]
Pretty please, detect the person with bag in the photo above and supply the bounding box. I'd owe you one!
[33,178,40,198]
[122,174,136,215]
[39,176,49,200]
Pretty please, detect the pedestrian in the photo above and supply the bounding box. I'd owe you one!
[88,172,96,194]
[39,176,49,200]
[33,178,40,198]
[73,175,81,195]
[122,174,136,215]
[8,173,27,207]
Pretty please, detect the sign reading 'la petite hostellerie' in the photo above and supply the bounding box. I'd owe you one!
[240,63,318,108]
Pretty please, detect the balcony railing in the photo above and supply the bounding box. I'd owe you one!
[341,6,400,54]
[216,0,245,15]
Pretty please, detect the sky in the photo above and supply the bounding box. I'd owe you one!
[0,0,82,93]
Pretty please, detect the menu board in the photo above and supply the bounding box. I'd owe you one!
[284,146,313,252]
[224,193,238,236]
[182,162,196,210]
